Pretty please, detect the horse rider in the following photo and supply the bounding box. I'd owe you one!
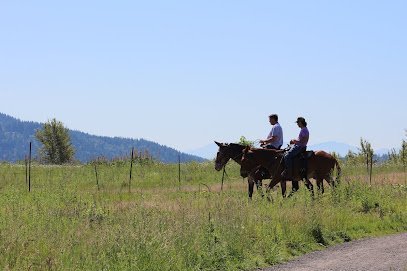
[281,117,309,179]
[259,114,283,150]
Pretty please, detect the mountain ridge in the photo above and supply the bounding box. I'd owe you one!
[0,112,206,163]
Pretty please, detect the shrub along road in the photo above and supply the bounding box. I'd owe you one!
[259,232,407,271]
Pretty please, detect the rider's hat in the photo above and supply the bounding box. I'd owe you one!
[296,117,306,126]
[296,117,305,123]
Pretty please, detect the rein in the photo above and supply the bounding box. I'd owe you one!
[219,151,240,191]
[221,165,228,191]
[231,152,244,162]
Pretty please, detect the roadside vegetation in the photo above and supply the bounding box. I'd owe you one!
[0,152,406,270]
[0,134,406,270]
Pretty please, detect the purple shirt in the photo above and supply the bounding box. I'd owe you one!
[296,127,309,147]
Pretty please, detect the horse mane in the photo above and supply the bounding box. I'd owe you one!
[227,143,247,153]
[229,143,246,148]
[248,148,283,156]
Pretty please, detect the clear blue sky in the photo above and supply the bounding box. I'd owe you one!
[1,1,406,152]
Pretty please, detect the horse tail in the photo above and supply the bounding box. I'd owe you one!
[334,158,341,186]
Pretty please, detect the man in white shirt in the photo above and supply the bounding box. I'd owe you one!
[260,114,283,150]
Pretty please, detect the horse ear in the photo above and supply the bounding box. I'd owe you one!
[214,141,222,147]
[244,146,250,153]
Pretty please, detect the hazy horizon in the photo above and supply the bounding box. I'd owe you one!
[2,111,400,160]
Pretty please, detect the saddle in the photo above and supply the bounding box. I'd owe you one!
[296,148,314,179]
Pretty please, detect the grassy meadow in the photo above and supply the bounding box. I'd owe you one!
[0,160,406,270]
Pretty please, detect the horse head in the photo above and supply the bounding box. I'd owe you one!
[214,141,230,171]
[214,141,246,171]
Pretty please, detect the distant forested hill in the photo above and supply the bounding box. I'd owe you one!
[0,113,206,163]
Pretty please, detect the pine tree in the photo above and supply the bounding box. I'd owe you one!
[35,118,75,164]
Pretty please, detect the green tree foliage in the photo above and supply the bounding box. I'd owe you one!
[385,138,406,166]
[387,148,399,164]
[400,140,406,165]
[359,138,374,184]
[35,118,75,164]
[238,136,254,147]
[359,138,374,158]
[345,150,358,162]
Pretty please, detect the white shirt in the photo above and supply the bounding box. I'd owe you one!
[267,122,283,148]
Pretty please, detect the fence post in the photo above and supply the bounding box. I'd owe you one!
[94,163,99,191]
[28,142,32,192]
[369,153,373,185]
[402,140,406,186]
[129,147,134,193]
[178,152,181,190]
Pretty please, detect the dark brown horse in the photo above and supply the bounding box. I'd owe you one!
[240,147,341,197]
[214,141,300,199]
[215,141,265,199]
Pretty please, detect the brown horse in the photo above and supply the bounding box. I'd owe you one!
[215,141,266,199]
[214,141,300,199]
[240,147,341,197]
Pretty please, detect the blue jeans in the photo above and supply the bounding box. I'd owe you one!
[284,145,306,170]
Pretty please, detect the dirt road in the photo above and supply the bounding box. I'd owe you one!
[259,232,407,271]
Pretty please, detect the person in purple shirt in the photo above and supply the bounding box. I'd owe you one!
[282,117,309,179]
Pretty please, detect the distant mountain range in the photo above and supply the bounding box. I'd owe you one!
[188,141,392,160]
[0,113,206,163]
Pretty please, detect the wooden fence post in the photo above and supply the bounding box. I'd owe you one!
[28,142,32,192]
[178,152,181,190]
[402,140,406,186]
[94,163,99,191]
[369,153,373,185]
[129,147,134,193]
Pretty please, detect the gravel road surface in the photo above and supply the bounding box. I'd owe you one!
[258,232,407,271]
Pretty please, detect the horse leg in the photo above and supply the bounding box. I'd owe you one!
[248,176,255,200]
[266,178,280,203]
[316,178,324,194]
[287,179,300,197]
[329,172,338,188]
[256,179,265,197]
[304,178,314,197]
[281,180,287,198]
[291,180,299,192]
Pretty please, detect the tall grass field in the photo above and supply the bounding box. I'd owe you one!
[0,160,406,270]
